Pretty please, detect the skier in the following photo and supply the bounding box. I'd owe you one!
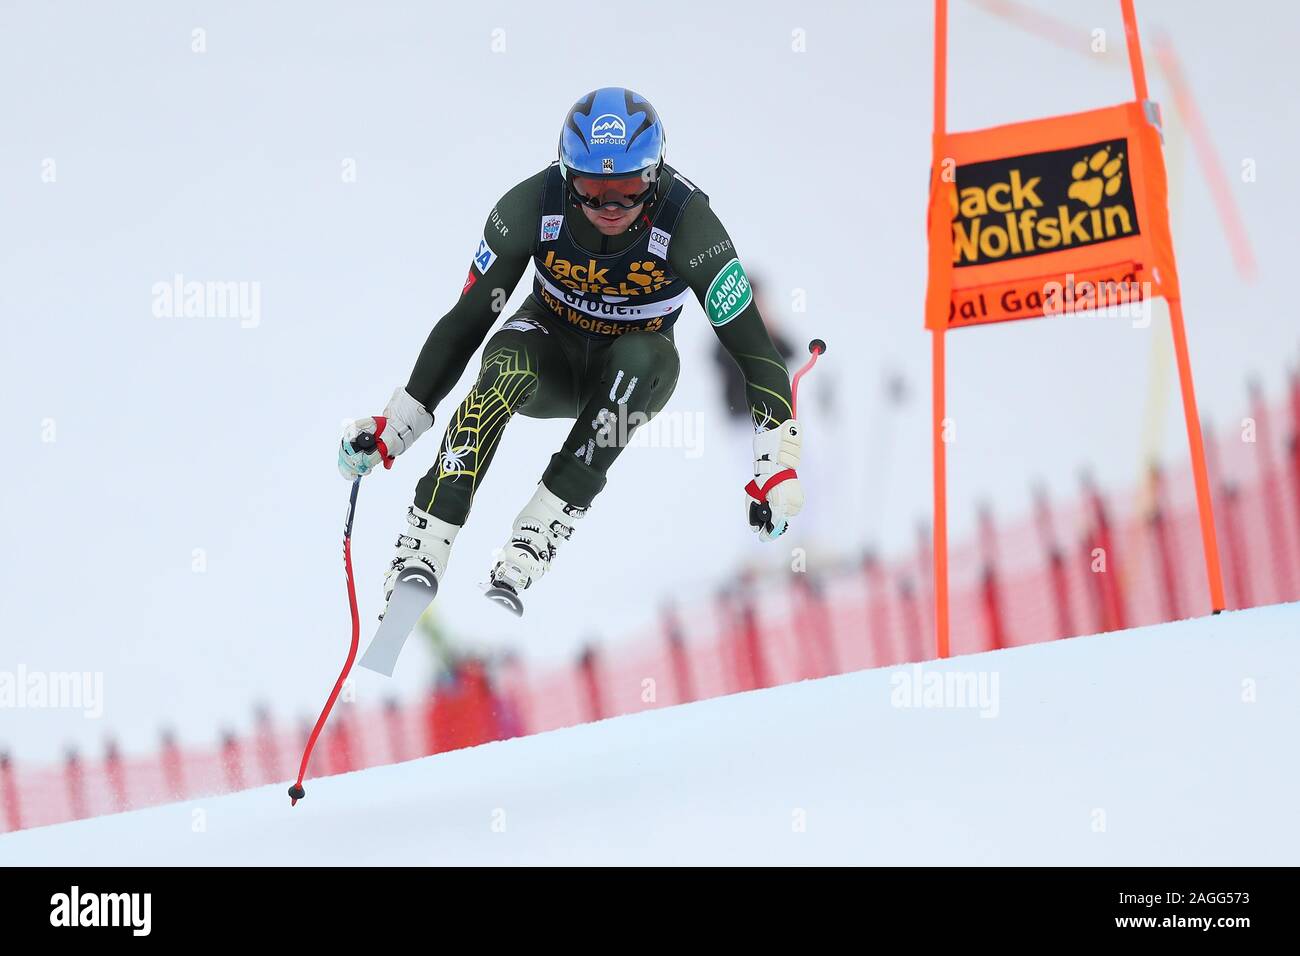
[339,87,805,616]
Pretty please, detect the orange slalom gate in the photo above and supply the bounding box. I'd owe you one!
[925,0,1224,657]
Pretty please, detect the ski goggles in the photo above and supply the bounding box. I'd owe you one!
[567,173,657,210]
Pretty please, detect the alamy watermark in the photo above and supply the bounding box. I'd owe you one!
[151,273,261,328]
[593,403,705,459]
[1042,272,1153,328]
[0,665,103,718]
[889,663,1000,718]
[50,886,151,936]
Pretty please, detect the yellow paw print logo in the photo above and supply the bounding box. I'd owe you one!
[626,260,666,289]
[1068,146,1125,208]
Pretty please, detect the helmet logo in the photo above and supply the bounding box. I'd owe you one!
[590,113,627,146]
[602,158,615,173]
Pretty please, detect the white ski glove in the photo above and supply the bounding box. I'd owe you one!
[746,418,804,541]
[339,386,434,479]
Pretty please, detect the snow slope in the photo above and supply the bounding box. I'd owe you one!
[3,603,1296,866]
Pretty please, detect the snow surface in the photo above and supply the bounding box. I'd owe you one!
[4,603,1296,865]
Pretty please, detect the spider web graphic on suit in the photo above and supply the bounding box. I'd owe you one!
[425,346,538,513]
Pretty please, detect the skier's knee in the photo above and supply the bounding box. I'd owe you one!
[603,332,679,396]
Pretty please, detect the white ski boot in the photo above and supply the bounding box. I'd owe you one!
[485,482,586,616]
[383,505,460,605]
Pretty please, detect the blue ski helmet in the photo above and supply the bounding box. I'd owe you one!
[558,87,665,207]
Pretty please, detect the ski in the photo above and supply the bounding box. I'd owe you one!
[358,563,439,676]
[484,580,524,617]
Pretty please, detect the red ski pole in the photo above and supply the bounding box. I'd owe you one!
[790,338,826,419]
[288,434,375,806]
[746,338,826,532]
